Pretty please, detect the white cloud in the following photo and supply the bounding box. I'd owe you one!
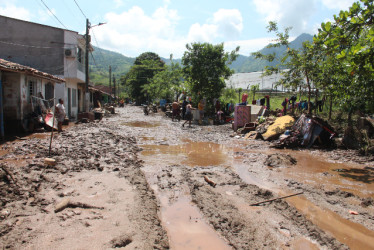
[320,0,355,10]
[253,0,317,35]
[113,0,124,8]
[0,0,31,21]
[188,23,218,42]
[93,5,186,57]
[213,9,243,38]
[188,9,243,42]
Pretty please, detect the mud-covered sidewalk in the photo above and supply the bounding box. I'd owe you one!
[1,105,373,249]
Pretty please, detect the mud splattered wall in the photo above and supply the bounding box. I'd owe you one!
[3,72,21,121]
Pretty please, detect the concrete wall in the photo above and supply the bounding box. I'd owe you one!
[2,71,21,121]
[62,30,85,82]
[65,81,79,119]
[0,15,64,75]
[0,15,87,121]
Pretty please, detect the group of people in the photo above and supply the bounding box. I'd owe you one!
[171,98,195,127]
[170,98,210,127]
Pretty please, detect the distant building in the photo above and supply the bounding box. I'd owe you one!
[0,58,65,134]
[89,85,113,107]
[0,15,91,119]
[226,71,288,92]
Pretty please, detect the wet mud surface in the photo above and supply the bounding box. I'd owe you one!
[1,105,374,249]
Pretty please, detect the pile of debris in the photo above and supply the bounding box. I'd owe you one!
[242,114,337,149]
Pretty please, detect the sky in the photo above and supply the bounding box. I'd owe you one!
[0,0,357,59]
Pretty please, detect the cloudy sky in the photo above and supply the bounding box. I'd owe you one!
[0,0,356,58]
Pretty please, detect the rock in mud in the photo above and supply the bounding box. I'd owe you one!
[264,153,297,168]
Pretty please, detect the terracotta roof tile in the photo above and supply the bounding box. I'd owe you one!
[0,58,65,82]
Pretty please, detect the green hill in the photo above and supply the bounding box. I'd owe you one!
[88,33,313,85]
[232,33,314,72]
[89,46,135,85]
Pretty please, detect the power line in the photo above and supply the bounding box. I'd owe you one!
[0,40,69,49]
[61,0,82,23]
[90,51,98,68]
[73,0,87,19]
[91,30,105,63]
[40,0,69,30]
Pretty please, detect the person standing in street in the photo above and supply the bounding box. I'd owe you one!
[172,100,180,121]
[182,98,188,120]
[55,98,66,133]
[182,101,195,128]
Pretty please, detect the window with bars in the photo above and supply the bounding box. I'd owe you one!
[28,79,37,102]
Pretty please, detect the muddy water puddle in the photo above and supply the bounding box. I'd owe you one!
[157,191,230,249]
[141,142,233,249]
[122,121,161,128]
[141,136,374,249]
[231,143,374,249]
[286,193,374,250]
[142,142,230,167]
[234,142,374,198]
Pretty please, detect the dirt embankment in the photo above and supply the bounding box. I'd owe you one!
[0,119,168,249]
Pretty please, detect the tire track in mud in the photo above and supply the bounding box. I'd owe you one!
[154,164,348,249]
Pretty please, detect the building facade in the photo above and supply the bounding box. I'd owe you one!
[0,15,87,119]
[0,59,65,134]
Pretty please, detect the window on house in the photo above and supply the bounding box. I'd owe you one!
[45,82,54,100]
[77,47,83,63]
[28,79,37,102]
[72,88,77,107]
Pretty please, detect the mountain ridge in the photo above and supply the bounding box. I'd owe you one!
[89,33,314,85]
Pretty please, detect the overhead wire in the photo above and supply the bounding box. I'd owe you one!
[73,0,87,19]
[91,30,106,63]
[70,0,105,72]
[61,0,83,23]
[39,0,69,30]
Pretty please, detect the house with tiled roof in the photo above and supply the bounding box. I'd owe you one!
[0,58,65,135]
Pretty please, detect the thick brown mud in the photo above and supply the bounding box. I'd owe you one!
[1,105,374,249]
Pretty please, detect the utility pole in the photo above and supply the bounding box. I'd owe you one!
[117,80,120,100]
[84,19,106,112]
[109,65,112,103]
[85,18,90,112]
[113,76,116,101]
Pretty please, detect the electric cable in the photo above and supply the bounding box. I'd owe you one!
[40,0,69,30]
[73,0,87,19]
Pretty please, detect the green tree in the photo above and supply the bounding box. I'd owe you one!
[143,55,184,102]
[182,43,239,112]
[121,52,165,104]
[253,22,318,114]
[314,0,374,117]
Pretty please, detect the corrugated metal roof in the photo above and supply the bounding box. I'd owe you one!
[0,58,65,82]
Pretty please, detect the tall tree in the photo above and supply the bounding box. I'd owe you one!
[143,55,184,102]
[182,43,239,111]
[121,52,165,104]
[253,22,317,113]
[313,0,374,115]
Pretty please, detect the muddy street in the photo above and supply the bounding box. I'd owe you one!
[1,105,374,249]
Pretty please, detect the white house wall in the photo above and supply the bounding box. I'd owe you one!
[65,80,79,119]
